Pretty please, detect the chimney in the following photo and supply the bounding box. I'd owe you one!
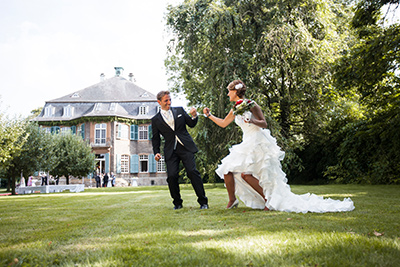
[100,73,105,81]
[114,67,124,77]
[129,73,136,82]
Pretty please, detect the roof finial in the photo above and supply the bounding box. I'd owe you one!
[114,67,124,77]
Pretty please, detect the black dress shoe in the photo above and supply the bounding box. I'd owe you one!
[173,205,183,210]
[200,204,209,209]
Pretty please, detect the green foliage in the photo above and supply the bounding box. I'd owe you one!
[4,122,57,191]
[328,0,400,184]
[166,0,354,182]
[51,133,95,184]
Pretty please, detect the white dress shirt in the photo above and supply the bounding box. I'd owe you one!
[161,109,183,148]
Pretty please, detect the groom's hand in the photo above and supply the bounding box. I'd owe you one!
[155,153,162,161]
[189,107,197,117]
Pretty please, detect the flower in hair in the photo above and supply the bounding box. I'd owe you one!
[235,83,243,89]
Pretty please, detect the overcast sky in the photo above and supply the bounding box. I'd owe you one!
[0,0,184,118]
[1,1,398,118]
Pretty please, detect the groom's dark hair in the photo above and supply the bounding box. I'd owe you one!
[157,90,170,101]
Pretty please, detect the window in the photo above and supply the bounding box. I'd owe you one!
[44,106,54,117]
[95,103,102,111]
[139,126,148,140]
[157,156,166,172]
[61,127,71,135]
[109,103,116,111]
[139,155,148,172]
[117,124,129,139]
[157,106,161,113]
[121,155,129,173]
[78,124,85,139]
[139,106,149,115]
[63,105,73,117]
[95,123,106,144]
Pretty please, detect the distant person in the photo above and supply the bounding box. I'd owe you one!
[27,176,33,186]
[20,176,25,187]
[111,172,116,187]
[95,174,101,188]
[103,173,109,187]
[41,175,48,186]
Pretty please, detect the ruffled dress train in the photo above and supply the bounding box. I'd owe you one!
[215,111,355,213]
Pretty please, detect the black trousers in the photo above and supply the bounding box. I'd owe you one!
[165,142,208,206]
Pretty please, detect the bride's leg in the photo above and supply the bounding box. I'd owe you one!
[224,172,236,207]
[241,173,269,210]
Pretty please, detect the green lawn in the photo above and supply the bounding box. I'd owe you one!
[0,184,399,266]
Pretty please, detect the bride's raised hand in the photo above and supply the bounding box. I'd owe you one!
[203,107,210,116]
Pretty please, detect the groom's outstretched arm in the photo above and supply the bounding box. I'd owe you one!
[183,107,198,128]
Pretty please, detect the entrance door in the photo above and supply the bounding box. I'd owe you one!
[95,154,106,174]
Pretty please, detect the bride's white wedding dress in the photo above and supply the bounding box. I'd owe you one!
[216,111,355,213]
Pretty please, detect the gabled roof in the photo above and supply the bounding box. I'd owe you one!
[50,76,156,103]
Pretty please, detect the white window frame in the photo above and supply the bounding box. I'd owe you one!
[95,103,102,111]
[61,127,71,135]
[157,156,166,172]
[139,155,148,173]
[109,103,116,111]
[139,106,149,115]
[139,125,148,140]
[44,106,54,117]
[121,155,129,173]
[63,105,73,117]
[117,124,129,139]
[95,123,106,144]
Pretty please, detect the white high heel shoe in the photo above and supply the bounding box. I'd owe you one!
[227,199,239,209]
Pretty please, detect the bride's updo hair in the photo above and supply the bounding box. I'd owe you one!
[227,80,246,98]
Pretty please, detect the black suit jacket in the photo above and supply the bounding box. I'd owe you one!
[151,107,198,160]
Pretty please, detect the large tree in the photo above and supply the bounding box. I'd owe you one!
[50,132,95,185]
[0,112,28,193]
[5,122,58,194]
[166,0,353,181]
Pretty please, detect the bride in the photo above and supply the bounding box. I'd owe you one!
[203,80,355,213]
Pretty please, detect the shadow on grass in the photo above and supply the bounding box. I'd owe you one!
[1,184,399,266]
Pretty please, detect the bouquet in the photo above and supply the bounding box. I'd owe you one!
[233,99,255,116]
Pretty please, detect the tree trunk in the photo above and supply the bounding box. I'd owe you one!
[11,176,16,195]
[66,175,69,185]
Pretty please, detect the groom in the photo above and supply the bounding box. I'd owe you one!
[151,91,208,210]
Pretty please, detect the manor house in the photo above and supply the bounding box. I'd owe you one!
[34,67,167,186]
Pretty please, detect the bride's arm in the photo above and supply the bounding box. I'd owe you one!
[203,108,235,128]
[248,104,268,128]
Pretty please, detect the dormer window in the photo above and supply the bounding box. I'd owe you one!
[44,105,55,117]
[63,105,74,117]
[95,103,102,111]
[139,106,149,115]
[141,92,149,98]
[71,93,80,98]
